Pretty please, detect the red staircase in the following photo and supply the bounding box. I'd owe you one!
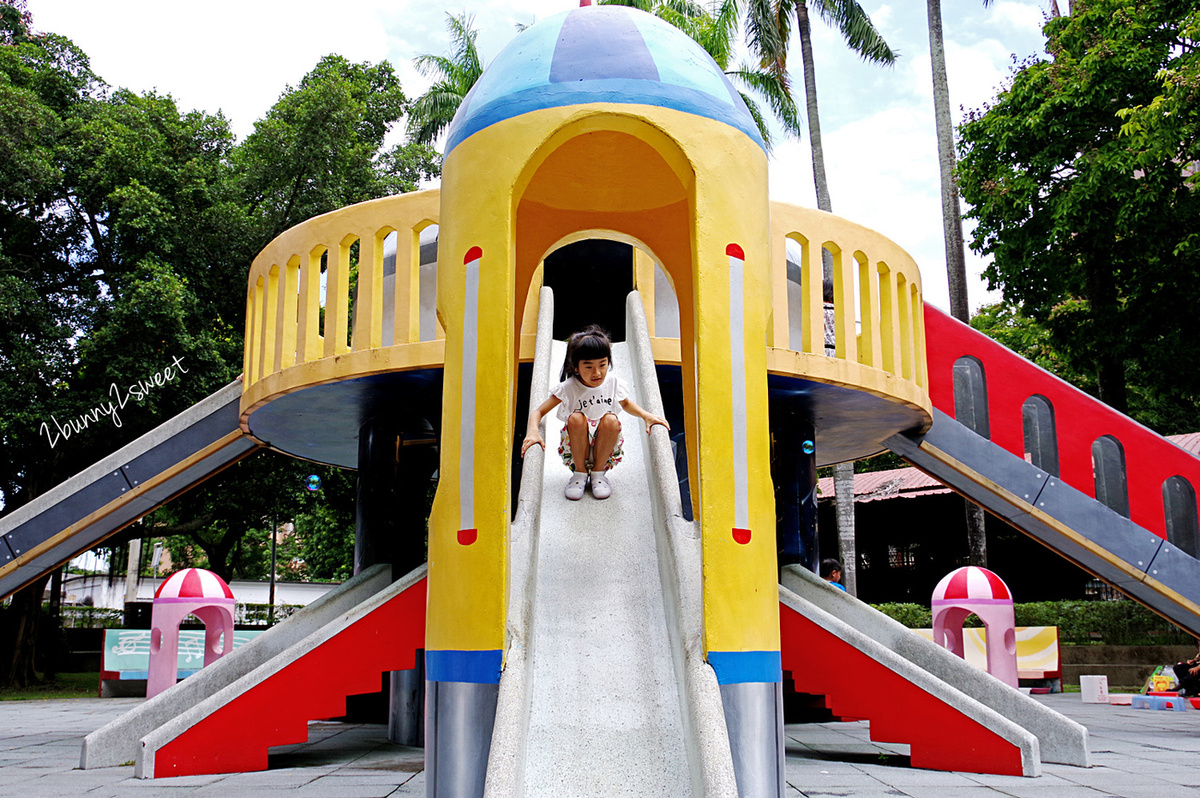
[150,577,426,778]
[780,600,1027,775]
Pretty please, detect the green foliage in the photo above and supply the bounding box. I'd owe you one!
[407,12,484,146]
[970,301,1095,391]
[957,0,1200,431]
[871,602,932,628]
[143,455,354,583]
[872,598,1193,645]
[1015,600,1192,646]
[236,54,416,243]
[0,15,437,685]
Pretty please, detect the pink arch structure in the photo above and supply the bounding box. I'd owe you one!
[147,568,236,699]
[931,566,1019,689]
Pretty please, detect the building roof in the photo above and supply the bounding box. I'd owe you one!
[819,433,1200,502]
[444,5,765,154]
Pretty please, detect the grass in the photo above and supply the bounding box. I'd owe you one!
[0,672,98,701]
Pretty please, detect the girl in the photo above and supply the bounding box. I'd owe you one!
[521,325,669,500]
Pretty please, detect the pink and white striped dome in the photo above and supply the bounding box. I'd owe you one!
[154,568,234,600]
[932,566,1012,602]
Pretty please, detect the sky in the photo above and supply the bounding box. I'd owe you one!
[26,0,1055,314]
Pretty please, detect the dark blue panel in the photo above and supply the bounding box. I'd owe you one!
[120,395,241,488]
[1,470,132,558]
[248,369,443,469]
[551,8,658,83]
[916,410,1054,520]
[1034,477,1166,577]
[1145,542,1200,608]
[0,536,13,565]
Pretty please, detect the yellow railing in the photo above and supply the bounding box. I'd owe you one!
[768,202,928,391]
[243,190,441,397]
[242,192,927,413]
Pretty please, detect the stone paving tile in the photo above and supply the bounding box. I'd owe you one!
[4,693,1200,796]
[963,770,1081,788]
[787,787,911,798]
[988,787,1122,798]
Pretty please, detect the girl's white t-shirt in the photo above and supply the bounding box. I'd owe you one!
[551,374,629,422]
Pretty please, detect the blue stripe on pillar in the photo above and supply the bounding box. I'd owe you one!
[426,650,504,684]
[707,650,782,684]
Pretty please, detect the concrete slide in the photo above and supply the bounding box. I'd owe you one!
[485,290,737,796]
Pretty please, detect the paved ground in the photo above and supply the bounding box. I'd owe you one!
[1,693,1197,796]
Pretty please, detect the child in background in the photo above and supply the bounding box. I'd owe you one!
[821,558,847,591]
[522,325,669,500]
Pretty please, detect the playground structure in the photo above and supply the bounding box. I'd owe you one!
[0,2,1198,794]
[146,568,236,699]
[931,566,1019,689]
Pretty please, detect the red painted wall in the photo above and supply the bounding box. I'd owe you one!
[924,304,1200,539]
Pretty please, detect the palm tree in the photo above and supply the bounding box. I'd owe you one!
[746,0,894,594]
[749,0,895,213]
[927,0,978,324]
[926,0,995,564]
[602,0,802,150]
[406,12,484,145]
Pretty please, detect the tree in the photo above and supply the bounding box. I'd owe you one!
[957,0,1200,432]
[0,10,438,684]
[406,13,484,146]
[926,0,984,324]
[237,54,438,246]
[144,457,355,583]
[601,0,803,149]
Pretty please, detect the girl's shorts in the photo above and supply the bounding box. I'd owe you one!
[558,414,624,471]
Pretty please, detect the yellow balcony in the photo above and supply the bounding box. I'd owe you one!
[240,189,930,467]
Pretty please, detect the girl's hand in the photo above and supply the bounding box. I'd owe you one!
[521,432,544,457]
[644,414,670,434]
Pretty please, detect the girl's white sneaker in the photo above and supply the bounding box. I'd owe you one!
[565,471,588,501]
[590,471,612,499]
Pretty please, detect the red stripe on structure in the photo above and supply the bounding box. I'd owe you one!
[457,529,478,546]
[981,568,1011,600]
[726,243,744,259]
[946,568,970,599]
[732,528,752,545]
[465,246,483,263]
[180,569,203,598]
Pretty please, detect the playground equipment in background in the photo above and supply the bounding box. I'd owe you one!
[930,566,1019,689]
[146,568,236,699]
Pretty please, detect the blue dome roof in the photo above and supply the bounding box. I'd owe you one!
[443,5,766,154]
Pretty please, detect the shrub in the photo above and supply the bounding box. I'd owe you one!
[870,599,1193,646]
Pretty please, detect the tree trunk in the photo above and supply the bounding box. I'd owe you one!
[2,576,50,689]
[796,1,831,214]
[834,462,857,595]
[927,0,971,323]
[965,501,988,567]
[1083,251,1128,413]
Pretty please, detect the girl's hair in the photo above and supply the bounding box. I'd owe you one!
[560,324,613,382]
